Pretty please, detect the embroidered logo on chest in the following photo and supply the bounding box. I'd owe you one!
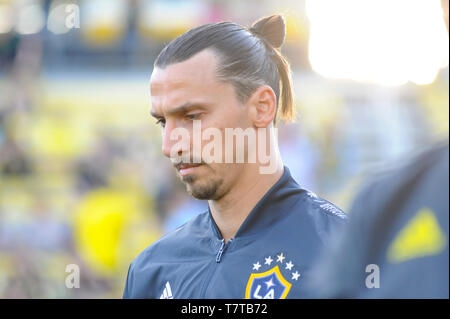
[245,252,300,299]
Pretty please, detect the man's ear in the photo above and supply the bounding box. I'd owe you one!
[247,85,277,128]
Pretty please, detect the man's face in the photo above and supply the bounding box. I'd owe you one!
[150,49,251,200]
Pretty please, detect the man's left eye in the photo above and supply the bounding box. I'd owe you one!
[186,113,201,120]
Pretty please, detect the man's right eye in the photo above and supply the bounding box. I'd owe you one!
[155,118,166,127]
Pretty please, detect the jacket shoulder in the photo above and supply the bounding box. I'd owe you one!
[302,190,348,221]
[293,190,348,246]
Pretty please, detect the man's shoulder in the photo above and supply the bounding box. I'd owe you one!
[297,190,348,222]
[286,189,348,245]
[130,210,210,267]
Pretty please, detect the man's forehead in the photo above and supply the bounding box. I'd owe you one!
[149,50,228,116]
[150,49,221,91]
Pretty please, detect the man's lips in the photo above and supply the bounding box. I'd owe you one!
[176,163,203,176]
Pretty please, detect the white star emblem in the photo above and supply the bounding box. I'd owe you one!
[264,256,273,266]
[276,253,285,263]
[253,262,261,271]
[265,278,275,289]
[285,261,294,270]
[292,271,300,280]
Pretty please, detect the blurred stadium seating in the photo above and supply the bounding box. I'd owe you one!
[0,0,448,298]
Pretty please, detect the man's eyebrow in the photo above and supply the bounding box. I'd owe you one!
[150,102,207,118]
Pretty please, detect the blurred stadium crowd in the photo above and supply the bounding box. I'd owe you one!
[0,0,448,298]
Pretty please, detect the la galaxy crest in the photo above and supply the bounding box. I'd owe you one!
[245,253,300,299]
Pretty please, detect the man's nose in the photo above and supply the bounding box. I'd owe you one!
[161,124,175,158]
[161,123,189,159]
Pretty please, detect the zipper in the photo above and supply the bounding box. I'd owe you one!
[216,238,233,262]
[216,239,226,262]
[200,238,233,297]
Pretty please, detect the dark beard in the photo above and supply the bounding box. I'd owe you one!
[183,174,224,200]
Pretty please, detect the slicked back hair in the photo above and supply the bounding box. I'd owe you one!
[154,15,295,125]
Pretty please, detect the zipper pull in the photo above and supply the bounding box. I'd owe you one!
[216,239,226,263]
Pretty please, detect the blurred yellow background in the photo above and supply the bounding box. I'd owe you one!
[0,0,448,298]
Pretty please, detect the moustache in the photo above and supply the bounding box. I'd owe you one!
[171,156,205,169]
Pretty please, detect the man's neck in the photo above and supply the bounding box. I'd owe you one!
[208,162,284,243]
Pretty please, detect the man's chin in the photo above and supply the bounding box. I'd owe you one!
[184,177,224,201]
[186,186,214,200]
[181,174,196,184]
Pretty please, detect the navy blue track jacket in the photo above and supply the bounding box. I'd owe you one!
[123,166,348,299]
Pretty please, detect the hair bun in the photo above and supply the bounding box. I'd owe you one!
[250,15,286,48]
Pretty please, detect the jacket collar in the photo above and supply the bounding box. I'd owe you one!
[207,166,303,241]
